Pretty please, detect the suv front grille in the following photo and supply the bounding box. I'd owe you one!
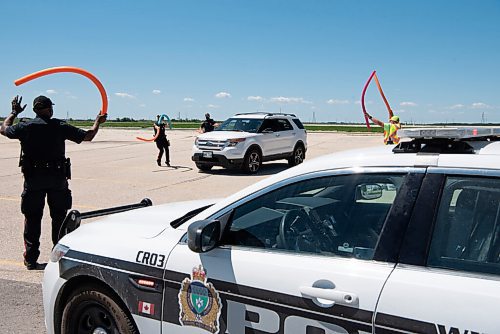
[197,139,226,151]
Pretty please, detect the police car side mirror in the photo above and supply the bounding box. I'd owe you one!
[188,219,221,253]
[356,183,383,200]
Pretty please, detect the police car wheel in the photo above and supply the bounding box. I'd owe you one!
[61,287,137,334]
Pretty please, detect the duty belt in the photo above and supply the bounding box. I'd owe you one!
[21,158,71,179]
[26,160,66,169]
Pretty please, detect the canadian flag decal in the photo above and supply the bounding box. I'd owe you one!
[138,301,155,315]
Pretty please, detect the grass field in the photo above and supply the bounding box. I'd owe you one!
[2,117,497,133]
[61,120,385,133]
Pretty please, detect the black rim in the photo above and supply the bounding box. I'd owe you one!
[70,301,118,334]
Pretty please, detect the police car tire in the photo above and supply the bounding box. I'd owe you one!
[60,287,137,334]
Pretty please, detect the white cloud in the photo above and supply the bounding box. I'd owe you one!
[115,92,136,99]
[448,104,465,110]
[207,104,219,109]
[400,102,417,107]
[247,96,263,102]
[184,97,195,102]
[152,90,161,95]
[215,91,231,99]
[46,89,57,94]
[270,96,312,104]
[471,102,492,109]
[446,103,465,110]
[326,99,349,105]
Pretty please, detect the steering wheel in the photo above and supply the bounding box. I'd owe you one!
[278,209,315,250]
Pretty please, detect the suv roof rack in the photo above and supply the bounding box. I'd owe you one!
[234,112,271,116]
[234,112,297,117]
[393,127,500,154]
[267,112,297,117]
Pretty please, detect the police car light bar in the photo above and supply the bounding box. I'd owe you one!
[399,127,500,140]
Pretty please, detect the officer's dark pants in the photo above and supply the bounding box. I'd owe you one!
[21,175,71,264]
[156,140,170,164]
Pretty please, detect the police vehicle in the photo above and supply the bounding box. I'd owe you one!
[44,127,500,334]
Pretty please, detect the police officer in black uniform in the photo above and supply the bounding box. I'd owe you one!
[154,115,170,166]
[0,95,107,270]
[200,113,216,133]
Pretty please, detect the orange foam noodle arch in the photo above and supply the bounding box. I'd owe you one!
[360,70,394,129]
[373,73,393,118]
[136,132,160,142]
[15,66,108,115]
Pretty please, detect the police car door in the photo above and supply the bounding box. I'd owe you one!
[375,170,500,333]
[163,169,423,333]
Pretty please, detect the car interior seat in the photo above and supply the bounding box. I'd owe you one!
[462,191,500,262]
[443,188,479,259]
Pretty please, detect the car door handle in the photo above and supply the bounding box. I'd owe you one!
[275,133,280,137]
[299,286,358,305]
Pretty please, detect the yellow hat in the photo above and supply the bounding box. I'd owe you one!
[390,115,400,122]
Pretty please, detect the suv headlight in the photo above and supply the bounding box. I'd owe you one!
[50,244,70,262]
[195,138,199,146]
[226,138,246,147]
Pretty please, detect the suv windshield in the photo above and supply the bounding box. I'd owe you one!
[216,118,264,133]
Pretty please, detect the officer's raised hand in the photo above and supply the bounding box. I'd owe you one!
[11,95,27,116]
[83,112,107,141]
[96,113,107,124]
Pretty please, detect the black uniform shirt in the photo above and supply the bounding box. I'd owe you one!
[201,118,215,132]
[154,124,167,143]
[5,117,87,162]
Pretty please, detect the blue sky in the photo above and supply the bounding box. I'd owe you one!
[0,0,499,123]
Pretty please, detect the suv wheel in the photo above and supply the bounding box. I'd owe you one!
[288,144,305,167]
[243,149,261,174]
[196,163,213,171]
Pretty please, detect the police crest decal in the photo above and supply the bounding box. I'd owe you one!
[178,265,222,333]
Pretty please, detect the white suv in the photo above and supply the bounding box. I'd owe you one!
[192,112,307,173]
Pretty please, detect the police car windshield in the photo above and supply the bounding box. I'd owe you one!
[216,118,263,133]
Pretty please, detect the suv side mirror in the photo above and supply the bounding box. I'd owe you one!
[188,219,221,253]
